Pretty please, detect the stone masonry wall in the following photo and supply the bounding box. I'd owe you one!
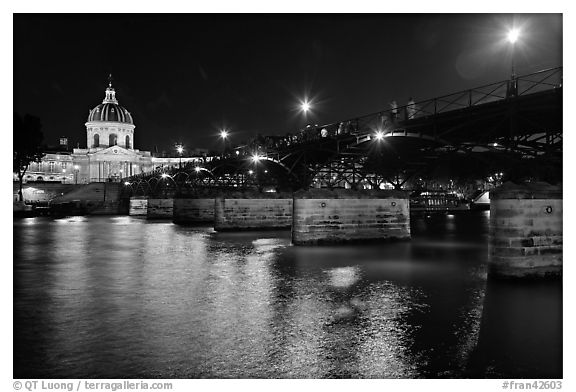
[489,182,562,278]
[129,197,148,216]
[173,198,215,224]
[292,189,410,245]
[147,199,174,219]
[214,197,293,231]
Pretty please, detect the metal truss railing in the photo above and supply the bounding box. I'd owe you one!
[126,66,562,192]
[241,66,562,154]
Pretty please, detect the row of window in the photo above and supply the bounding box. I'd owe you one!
[30,161,73,172]
[93,134,130,148]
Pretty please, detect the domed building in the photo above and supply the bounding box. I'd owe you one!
[86,80,135,150]
[71,77,154,182]
[19,76,205,185]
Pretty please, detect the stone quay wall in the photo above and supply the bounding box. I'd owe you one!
[214,191,293,231]
[292,189,410,245]
[146,198,174,219]
[173,198,215,224]
[129,197,148,216]
[489,182,562,278]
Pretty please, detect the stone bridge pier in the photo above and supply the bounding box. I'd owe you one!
[292,189,411,245]
[489,182,562,278]
[214,191,293,231]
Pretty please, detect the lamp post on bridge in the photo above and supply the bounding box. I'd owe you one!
[220,130,228,157]
[176,143,184,169]
[74,165,79,184]
[507,28,520,97]
[300,99,312,128]
[301,100,311,116]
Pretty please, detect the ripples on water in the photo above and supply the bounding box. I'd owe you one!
[13,213,561,378]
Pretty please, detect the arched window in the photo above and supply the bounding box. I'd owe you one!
[94,134,100,148]
[109,133,118,146]
[125,135,131,149]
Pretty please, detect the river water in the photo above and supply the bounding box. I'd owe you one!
[13,212,562,378]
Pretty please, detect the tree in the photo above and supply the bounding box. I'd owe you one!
[14,113,45,202]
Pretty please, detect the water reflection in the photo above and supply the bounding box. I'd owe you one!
[467,279,562,378]
[13,213,561,378]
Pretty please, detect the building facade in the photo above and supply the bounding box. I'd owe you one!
[16,78,205,184]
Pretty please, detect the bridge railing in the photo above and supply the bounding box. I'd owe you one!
[247,66,563,152]
[125,67,562,182]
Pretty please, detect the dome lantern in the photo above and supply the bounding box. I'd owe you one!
[87,75,133,124]
[103,74,118,104]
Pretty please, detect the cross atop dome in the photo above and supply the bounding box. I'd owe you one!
[103,74,118,104]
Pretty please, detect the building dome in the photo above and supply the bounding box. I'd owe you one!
[87,79,133,124]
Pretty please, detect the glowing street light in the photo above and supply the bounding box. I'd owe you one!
[74,165,79,184]
[251,154,261,163]
[161,173,168,179]
[507,28,520,44]
[124,181,131,186]
[194,166,201,173]
[374,131,385,141]
[175,143,184,169]
[301,100,311,113]
[506,27,520,95]
[248,170,254,175]
[220,129,229,155]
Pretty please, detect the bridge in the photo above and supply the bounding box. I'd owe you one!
[60,67,561,279]
[125,66,562,197]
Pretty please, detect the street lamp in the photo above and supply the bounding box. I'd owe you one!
[175,144,184,169]
[507,27,520,97]
[507,28,520,77]
[374,130,385,141]
[74,165,79,184]
[220,130,228,155]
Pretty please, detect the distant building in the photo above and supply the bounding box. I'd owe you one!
[15,77,206,184]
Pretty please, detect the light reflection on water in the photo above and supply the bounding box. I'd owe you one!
[13,213,561,378]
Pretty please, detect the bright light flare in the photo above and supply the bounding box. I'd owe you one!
[124,181,131,186]
[507,28,520,44]
[374,131,385,141]
[251,154,261,163]
[248,170,254,175]
[194,166,201,173]
[220,130,229,139]
[161,173,168,179]
[176,145,184,154]
[300,99,311,113]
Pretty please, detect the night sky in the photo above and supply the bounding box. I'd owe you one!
[14,14,562,154]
